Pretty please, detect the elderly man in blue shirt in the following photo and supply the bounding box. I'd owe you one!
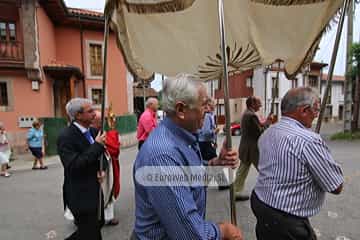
[132,73,243,240]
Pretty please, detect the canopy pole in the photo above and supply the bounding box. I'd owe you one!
[98,13,110,220]
[316,0,350,133]
[217,0,237,225]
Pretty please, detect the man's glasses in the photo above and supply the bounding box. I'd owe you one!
[304,105,320,114]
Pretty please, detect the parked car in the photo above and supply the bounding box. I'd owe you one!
[222,122,241,136]
[230,122,241,136]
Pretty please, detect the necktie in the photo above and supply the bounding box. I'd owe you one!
[84,130,94,144]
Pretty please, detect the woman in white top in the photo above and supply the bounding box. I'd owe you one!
[0,122,11,177]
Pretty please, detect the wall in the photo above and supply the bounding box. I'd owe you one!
[215,70,253,99]
[321,81,344,119]
[254,66,310,117]
[0,70,45,152]
[55,27,128,115]
[36,5,56,116]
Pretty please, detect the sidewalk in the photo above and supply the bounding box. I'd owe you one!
[9,152,60,172]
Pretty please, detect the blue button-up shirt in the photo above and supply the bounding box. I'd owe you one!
[133,117,220,240]
[198,112,216,142]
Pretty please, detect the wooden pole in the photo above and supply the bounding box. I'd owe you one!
[316,0,350,133]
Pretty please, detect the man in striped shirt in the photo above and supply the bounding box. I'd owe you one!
[132,74,243,240]
[252,87,344,240]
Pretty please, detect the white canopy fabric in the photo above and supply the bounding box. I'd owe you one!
[105,0,343,80]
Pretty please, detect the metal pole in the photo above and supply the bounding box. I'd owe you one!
[264,67,268,114]
[217,0,237,225]
[143,79,146,111]
[98,13,110,220]
[316,0,350,133]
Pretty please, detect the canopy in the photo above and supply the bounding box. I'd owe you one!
[105,0,343,80]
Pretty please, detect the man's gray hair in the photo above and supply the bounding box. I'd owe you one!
[281,87,319,114]
[66,98,93,121]
[162,73,204,114]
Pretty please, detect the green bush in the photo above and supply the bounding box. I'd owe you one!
[330,131,360,140]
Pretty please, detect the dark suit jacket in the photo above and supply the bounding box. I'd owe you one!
[238,109,264,167]
[57,123,105,216]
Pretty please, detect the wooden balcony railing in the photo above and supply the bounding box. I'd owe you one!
[0,40,24,63]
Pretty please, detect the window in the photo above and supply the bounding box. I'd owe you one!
[272,77,279,98]
[246,76,253,88]
[234,103,238,113]
[89,43,103,76]
[0,22,16,41]
[327,88,332,104]
[9,23,16,41]
[0,82,8,106]
[91,88,103,105]
[0,22,6,41]
[309,76,318,88]
[292,78,298,88]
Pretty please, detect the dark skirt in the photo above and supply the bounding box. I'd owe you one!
[29,147,43,159]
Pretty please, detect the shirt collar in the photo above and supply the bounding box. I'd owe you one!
[162,117,198,147]
[73,121,89,134]
[281,116,306,129]
[146,108,155,116]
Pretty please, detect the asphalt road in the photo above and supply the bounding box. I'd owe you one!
[0,136,359,240]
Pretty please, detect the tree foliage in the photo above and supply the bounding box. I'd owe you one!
[349,42,360,78]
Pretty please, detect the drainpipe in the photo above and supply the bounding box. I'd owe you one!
[78,15,86,97]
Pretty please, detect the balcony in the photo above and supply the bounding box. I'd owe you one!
[0,40,24,68]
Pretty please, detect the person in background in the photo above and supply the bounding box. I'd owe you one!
[251,87,344,239]
[93,108,121,226]
[198,98,219,164]
[132,74,243,240]
[136,97,158,150]
[57,98,106,240]
[27,119,47,170]
[0,122,12,177]
[233,96,273,201]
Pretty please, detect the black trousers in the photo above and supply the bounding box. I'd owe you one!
[250,191,317,240]
[65,211,104,240]
[138,140,145,150]
[198,141,217,162]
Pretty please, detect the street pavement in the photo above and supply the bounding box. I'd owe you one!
[0,123,359,240]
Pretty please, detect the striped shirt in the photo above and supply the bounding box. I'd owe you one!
[254,117,344,217]
[133,117,220,240]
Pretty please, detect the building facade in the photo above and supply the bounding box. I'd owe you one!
[253,61,344,121]
[0,0,132,152]
[214,69,254,123]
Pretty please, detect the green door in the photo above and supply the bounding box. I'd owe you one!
[41,118,68,156]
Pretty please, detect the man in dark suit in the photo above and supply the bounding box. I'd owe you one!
[57,98,106,240]
[234,96,273,201]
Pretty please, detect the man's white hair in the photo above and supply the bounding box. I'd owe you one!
[281,87,319,114]
[146,97,158,107]
[65,98,93,121]
[162,73,204,114]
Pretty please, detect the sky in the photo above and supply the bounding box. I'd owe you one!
[64,0,360,91]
